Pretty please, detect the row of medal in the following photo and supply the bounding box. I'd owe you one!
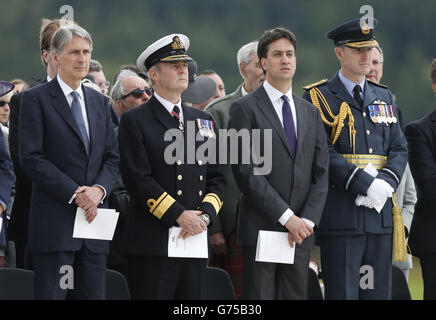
[197,119,216,138]
[368,104,397,125]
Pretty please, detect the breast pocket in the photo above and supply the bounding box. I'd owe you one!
[374,123,391,152]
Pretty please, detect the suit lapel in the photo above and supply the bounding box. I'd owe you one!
[49,79,85,145]
[294,94,307,158]
[253,86,293,158]
[150,96,178,131]
[362,80,379,108]
[82,85,97,156]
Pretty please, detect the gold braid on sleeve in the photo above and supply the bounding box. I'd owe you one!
[310,87,356,154]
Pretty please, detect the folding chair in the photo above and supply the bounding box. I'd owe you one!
[0,267,34,300]
[201,266,236,300]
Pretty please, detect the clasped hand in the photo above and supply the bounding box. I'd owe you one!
[176,210,207,240]
[74,186,104,223]
[285,215,313,248]
[356,178,394,210]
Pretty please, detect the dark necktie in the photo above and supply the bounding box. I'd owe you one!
[70,91,89,154]
[353,85,364,107]
[171,105,184,131]
[281,95,297,156]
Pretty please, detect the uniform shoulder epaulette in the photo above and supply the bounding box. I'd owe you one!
[303,79,328,90]
[367,79,389,88]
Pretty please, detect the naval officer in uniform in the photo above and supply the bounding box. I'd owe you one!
[118,34,226,299]
[302,18,408,299]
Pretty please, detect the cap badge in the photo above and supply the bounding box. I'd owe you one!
[171,36,184,50]
[361,21,370,35]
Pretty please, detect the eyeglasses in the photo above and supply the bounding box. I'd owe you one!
[0,101,9,107]
[121,87,153,99]
[97,81,110,89]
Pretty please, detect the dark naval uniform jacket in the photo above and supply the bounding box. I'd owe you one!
[118,96,226,256]
[302,72,408,235]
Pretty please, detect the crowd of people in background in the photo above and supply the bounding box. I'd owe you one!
[1,15,436,301]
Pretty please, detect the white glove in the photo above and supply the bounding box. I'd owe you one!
[355,195,374,209]
[366,178,394,207]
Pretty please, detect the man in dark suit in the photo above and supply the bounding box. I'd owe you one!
[302,18,408,299]
[118,34,226,299]
[19,24,119,299]
[8,18,67,269]
[0,82,15,267]
[228,27,329,300]
[406,59,436,300]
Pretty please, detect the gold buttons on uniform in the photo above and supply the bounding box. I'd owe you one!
[177,175,183,181]
[363,112,367,118]
[198,160,203,166]
[177,190,183,196]
[199,191,203,196]
[369,148,373,154]
[366,130,370,135]
[199,175,204,181]
[177,160,182,166]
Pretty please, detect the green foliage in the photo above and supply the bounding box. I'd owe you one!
[2,0,436,123]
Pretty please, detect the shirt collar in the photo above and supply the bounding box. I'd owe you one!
[338,70,365,97]
[263,80,293,104]
[153,91,183,119]
[57,74,84,100]
[241,83,249,96]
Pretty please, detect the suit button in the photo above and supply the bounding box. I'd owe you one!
[198,160,203,166]
[177,160,182,166]
[177,175,183,181]
[369,148,373,154]
[199,191,203,196]
[199,175,203,181]
[177,190,183,196]
[366,130,370,135]
[363,112,367,117]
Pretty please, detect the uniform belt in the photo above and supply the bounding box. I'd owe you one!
[341,154,387,170]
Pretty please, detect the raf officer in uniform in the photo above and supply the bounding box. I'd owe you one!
[118,34,226,299]
[302,18,408,299]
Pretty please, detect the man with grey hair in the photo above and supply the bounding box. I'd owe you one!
[204,41,265,298]
[88,59,109,95]
[110,69,152,121]
[19,24,119,299]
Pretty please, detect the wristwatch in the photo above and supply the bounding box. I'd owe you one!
[201,213,210,227]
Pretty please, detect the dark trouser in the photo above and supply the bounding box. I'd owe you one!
[14,240,33,270]
[31,246,107,300]
[127,255,206,300]
[241,246,310,300]
[418,253,436,300]
[319,233,392,300]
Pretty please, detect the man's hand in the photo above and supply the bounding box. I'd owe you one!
[209,232,227,255]
[366,178,394,207]
[285,215,313,248]
[74,186,104,223]
[176,210,207,239]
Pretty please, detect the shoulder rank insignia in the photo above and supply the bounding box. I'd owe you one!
[197,119,216,138]
[367,79,388,88]
[303,79,328,91]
